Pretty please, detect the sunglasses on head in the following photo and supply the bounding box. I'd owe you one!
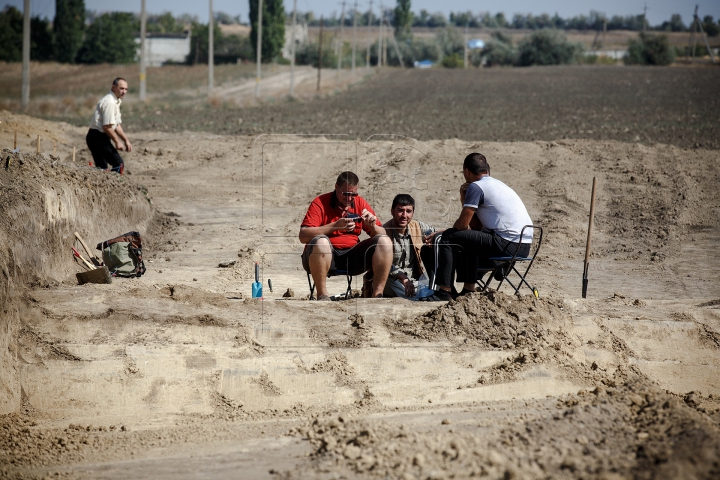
[342,192,359,197]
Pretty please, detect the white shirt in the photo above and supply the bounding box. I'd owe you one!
[89,91,122,131]
[463,176,533,244]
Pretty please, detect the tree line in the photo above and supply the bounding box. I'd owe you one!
[2,0,717,66]
[0,3,259,64]
[297,8,719,36]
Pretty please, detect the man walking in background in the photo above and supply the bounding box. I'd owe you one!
[86,77,132,173]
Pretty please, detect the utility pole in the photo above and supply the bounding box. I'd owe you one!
[289,0,297,96]
[351,1,358,77]
[689,5,698,62]
[602,16,607,51]
[337,1,345,85]
[386,17,403,66]
[21,0,30,110]
[689,5,716,63]
[642,3,647,32]
[377,4,383,67]
[139,0,147,101]
[463,22,468,69]
[317,16,324,92]
[208,0,214,96]
[366,0,373,68]
[255,0,263,98]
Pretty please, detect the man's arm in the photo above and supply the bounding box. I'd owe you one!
[360,208,386,237]
[298,219,355,244]
[102,124,125,151]
[115,124,132,152]
[453,206,476,230]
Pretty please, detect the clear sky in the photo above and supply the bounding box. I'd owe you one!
[5,0,717,27]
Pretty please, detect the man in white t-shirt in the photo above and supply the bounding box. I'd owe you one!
[85,78,133,173]
[426,153,533,299]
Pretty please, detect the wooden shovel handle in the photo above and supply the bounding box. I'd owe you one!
[74,232,99,262]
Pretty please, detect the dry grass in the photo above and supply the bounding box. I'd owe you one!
[0,62,261,118]
[0,62,259,100]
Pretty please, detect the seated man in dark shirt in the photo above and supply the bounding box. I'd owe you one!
[299,171,392,300]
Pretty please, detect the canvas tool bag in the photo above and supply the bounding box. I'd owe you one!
[96,231,146,277]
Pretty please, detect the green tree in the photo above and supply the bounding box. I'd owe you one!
[625,33,675,65]
[394,0,412,40]
[186,22,223,64]
[0,7,56,62]
[147,12,186,34]
[31,16,54,61]
[54,0,85,63]
[516,29,584,66]
[660,14,686,32]
[0,6,23,62]
[702,15,719,37]
[76,12,137,64]
[249,0,285,62]
[481,33,517,67]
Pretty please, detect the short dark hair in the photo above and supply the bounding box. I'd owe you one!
[391,194,415,210]
[463,153,490,175]
[336,171,359,187]
[112,77,127,86]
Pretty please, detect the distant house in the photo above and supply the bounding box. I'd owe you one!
[414,60,434,68]
[134,32,191,67]
[467,39,485,50]
[282,23,309,59]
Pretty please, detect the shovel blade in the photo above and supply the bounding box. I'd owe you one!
[252,282,263,298]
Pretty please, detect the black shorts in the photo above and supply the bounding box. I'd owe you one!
[86,128,124,171]
[301,235,385,276]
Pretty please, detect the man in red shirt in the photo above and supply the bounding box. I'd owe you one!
[300,171,392,300]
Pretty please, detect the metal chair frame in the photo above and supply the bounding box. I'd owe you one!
[476,225,543,297]
[307,270,353,301]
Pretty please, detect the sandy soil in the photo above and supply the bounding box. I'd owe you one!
[1,107,720,479]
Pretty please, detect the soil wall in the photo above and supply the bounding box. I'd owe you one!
[0,150,153,414]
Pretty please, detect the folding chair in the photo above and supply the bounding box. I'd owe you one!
[476,225,543,298]
[307,269,353,300]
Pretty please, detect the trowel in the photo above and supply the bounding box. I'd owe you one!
[252,262,263,298]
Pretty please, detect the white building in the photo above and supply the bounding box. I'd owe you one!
[282,23,308,59]
[135,32,192,67]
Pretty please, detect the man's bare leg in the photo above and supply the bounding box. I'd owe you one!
[370,235,393,297]
[308,238,332,298]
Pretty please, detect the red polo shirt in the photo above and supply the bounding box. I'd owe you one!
[301,192,381,249]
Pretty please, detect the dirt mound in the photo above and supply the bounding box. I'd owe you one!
[0,149,153,415]
[290,376,720,479]
[389,291,572,349]
[161,284,230,308]
[0,149,152,285]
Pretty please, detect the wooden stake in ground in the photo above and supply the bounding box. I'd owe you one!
[36,135,40,153]
[14,131,17,150]
[72,146,76,162]
[582,177,598,298]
